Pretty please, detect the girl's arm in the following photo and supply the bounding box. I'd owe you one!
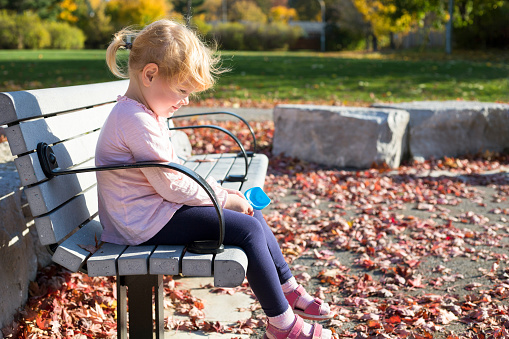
[118,111,230,207]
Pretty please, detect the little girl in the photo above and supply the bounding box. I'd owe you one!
[97,19,333,339]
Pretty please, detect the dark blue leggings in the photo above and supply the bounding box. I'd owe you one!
[142,206,293,317]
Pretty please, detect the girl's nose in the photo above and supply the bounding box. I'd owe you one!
[181,96,189,105]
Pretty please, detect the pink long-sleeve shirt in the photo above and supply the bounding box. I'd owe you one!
[95,96,229,245]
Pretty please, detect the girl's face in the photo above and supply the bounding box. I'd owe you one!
[142,67,192,119]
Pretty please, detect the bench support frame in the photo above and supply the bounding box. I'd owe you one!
[117,274,165,339]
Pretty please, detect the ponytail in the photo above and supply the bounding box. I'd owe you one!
[106,20,226,92]
[106,27,137,79]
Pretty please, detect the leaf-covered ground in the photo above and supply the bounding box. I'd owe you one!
[2,119,508,338]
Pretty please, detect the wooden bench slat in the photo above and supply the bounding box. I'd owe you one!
[24,158,97,216]
[52,218,103,273]
[224,154,251,177]
[181,252,213,277]
[181,154,208,172]
[14,131,100,186]
[34,185,98,245]
[214,246,248,287]
[183,154,207,172]
[239,154,269,192]
[0,80,128,125]
[219,154,254,191]
[149,245,185,275]
[87,243,128,277]
[118,245,156,276]
[5,103,114,156]
[190,153,222,179]
[208,153,236,182]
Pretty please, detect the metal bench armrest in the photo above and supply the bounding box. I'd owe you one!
[170,124,250,183]
[36,142,225,254]
[169,111,257,153]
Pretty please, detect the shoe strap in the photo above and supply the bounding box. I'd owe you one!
[285,285,306,309]
[288,316,304,339]
[311,323,323,339]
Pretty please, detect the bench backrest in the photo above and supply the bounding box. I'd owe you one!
[1,81,129,251]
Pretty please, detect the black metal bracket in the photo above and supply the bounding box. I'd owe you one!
[37,142,59,179]
[36,142,225,254]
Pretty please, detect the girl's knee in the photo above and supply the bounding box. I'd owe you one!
[225,213,264,244]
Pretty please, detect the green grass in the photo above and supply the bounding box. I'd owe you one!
[1,49,508,105]
[0,49,127,91]
[210,50,509,105]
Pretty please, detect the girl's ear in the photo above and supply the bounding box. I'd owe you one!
[141,63,159,87]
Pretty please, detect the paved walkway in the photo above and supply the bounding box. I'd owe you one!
[164,277,254,338]
[176,107,273,122]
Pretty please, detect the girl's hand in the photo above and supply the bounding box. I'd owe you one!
[225,193,254,216]
[224,188,245,199]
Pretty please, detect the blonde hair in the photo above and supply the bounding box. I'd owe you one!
[106,19,223,92]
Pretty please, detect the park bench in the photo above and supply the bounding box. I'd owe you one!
[0,80,269,338]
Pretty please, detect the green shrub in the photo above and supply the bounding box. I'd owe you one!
[243,22,303,51]
[0,10,86,49]
[46,21,86,49]
[191,16,213,37]
[211,22,245,50]
[325,23,364,51]
[210,22,303,51]
[454,3,509,49]
[16,11,51,49]
[262,22,302,50]
[0,10,18,49]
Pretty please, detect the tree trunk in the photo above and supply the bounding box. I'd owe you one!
[185,0,192,26]
[446,0,453,54]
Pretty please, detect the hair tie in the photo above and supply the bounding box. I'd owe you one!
[124,35,133,50]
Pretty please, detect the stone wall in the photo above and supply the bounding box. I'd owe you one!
[274,102,509,168]
[0,142,52,330]
[273,105,410,168]
[374,101,509,161]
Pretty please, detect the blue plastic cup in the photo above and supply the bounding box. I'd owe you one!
[244,187,271,210]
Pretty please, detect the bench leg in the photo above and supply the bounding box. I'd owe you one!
[154,275,165,338]
[116,276,128,339]
[122,275,164,339]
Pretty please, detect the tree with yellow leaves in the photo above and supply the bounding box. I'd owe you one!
[106,0,171,28]
[197,0,222,21]
[58,0,78,23]
[353,0,396,50]
[229,1,267,23]
[269,5,298,23]
[352,0,445,50]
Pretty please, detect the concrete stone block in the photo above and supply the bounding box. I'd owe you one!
[373,101,509,161]
[273,105,409,168]
[0,142,51,329]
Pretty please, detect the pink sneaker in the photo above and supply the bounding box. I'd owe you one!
[284,285,333,321]
[264,315,324,339]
